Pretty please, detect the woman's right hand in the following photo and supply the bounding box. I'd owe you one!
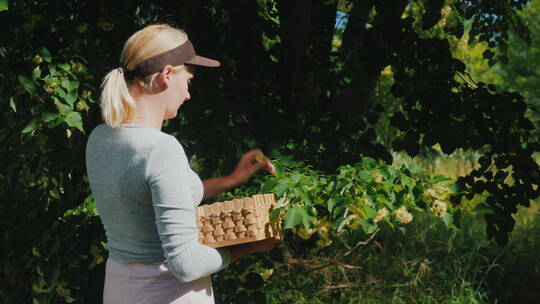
[226,236,280,263]
[247,236,280,254]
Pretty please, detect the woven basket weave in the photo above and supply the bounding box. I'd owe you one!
[196,193,278,248]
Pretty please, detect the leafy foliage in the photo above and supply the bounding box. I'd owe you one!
[260,157,457,246]
[0,0,538,302]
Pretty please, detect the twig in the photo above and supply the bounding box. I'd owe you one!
[325,283,351,290]
[339,262,362,269]
[373,240,385,253]
[286,229,380,273]
[343,228,380,257]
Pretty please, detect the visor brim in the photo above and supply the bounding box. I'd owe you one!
[185,55,221,67]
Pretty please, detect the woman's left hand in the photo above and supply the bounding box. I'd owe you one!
[229,149,275,186]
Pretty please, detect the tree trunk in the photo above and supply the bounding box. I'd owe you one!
[335,0,408,125]
[277,0,336,109]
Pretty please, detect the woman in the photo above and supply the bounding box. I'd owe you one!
[85,24,279,304]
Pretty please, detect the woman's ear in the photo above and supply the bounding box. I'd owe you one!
[157,65,174,91]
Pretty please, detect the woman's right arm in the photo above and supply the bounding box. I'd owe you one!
[146,136,230,282]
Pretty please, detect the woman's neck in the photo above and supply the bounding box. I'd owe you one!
[125,90,165,131]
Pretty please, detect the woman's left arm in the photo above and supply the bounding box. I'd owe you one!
[202,149,274,199]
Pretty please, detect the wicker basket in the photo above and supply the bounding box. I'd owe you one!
[196,193,279,248]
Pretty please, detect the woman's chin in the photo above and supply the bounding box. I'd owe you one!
[164,112,178,120]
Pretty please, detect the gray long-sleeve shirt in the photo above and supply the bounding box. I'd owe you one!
[85,123,230,282]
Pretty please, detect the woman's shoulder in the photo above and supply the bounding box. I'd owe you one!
[148,133,186,156]
[86,123,181,155]
[88,123,168,140]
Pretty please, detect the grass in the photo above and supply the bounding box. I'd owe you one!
[263,201,540,304]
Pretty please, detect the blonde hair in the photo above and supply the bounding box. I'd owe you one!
[100,24,188,128]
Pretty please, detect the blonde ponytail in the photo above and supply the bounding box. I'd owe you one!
[100,68,136,128]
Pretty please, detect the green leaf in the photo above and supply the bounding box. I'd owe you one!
[100,241,110,252]
[365,205,377,218]
[41,112,59,122]
[22,120,38,133]
[273,180,288,196]
[400,175,414,192]
[49,65,58,76]
[18,75,37,96]
[63,209,75,217]
[64,93,77,106]
[61,79,71,89]
[473,203,494,215]
[9,97,16,113]
[327,197,341,213]
[299,192,312,205]
[333,205,347,220]
[408,164,423,175]
[430,175,451,183]
[359,218,378,234]
[84,194,98,215]
[442,213,454,229]
[360,157,377,168]
[284,206,303,229]
[60,80,79,91]
[69,80,79,90]
[378,194,393,209]
[56,86,67,99]
[243,137,258,149]
[290,172,303,184]
[326,181,334,191]
[339,182,353,195]
[0,0,8,12]
[284,206,314,229]
[358,170,372,181]
[65,111,83,131]
[260,179,276,193]
[47,118,64,128]
[39,47,51,63]
[54,98,71,115]
[32,67,41,79]
[382,180,394,192]
[449,183,463,195]
[58,63,71,72]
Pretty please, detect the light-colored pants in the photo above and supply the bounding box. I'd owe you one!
[103,258,215,304]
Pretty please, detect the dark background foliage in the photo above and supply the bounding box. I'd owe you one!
[1,0,538,303]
